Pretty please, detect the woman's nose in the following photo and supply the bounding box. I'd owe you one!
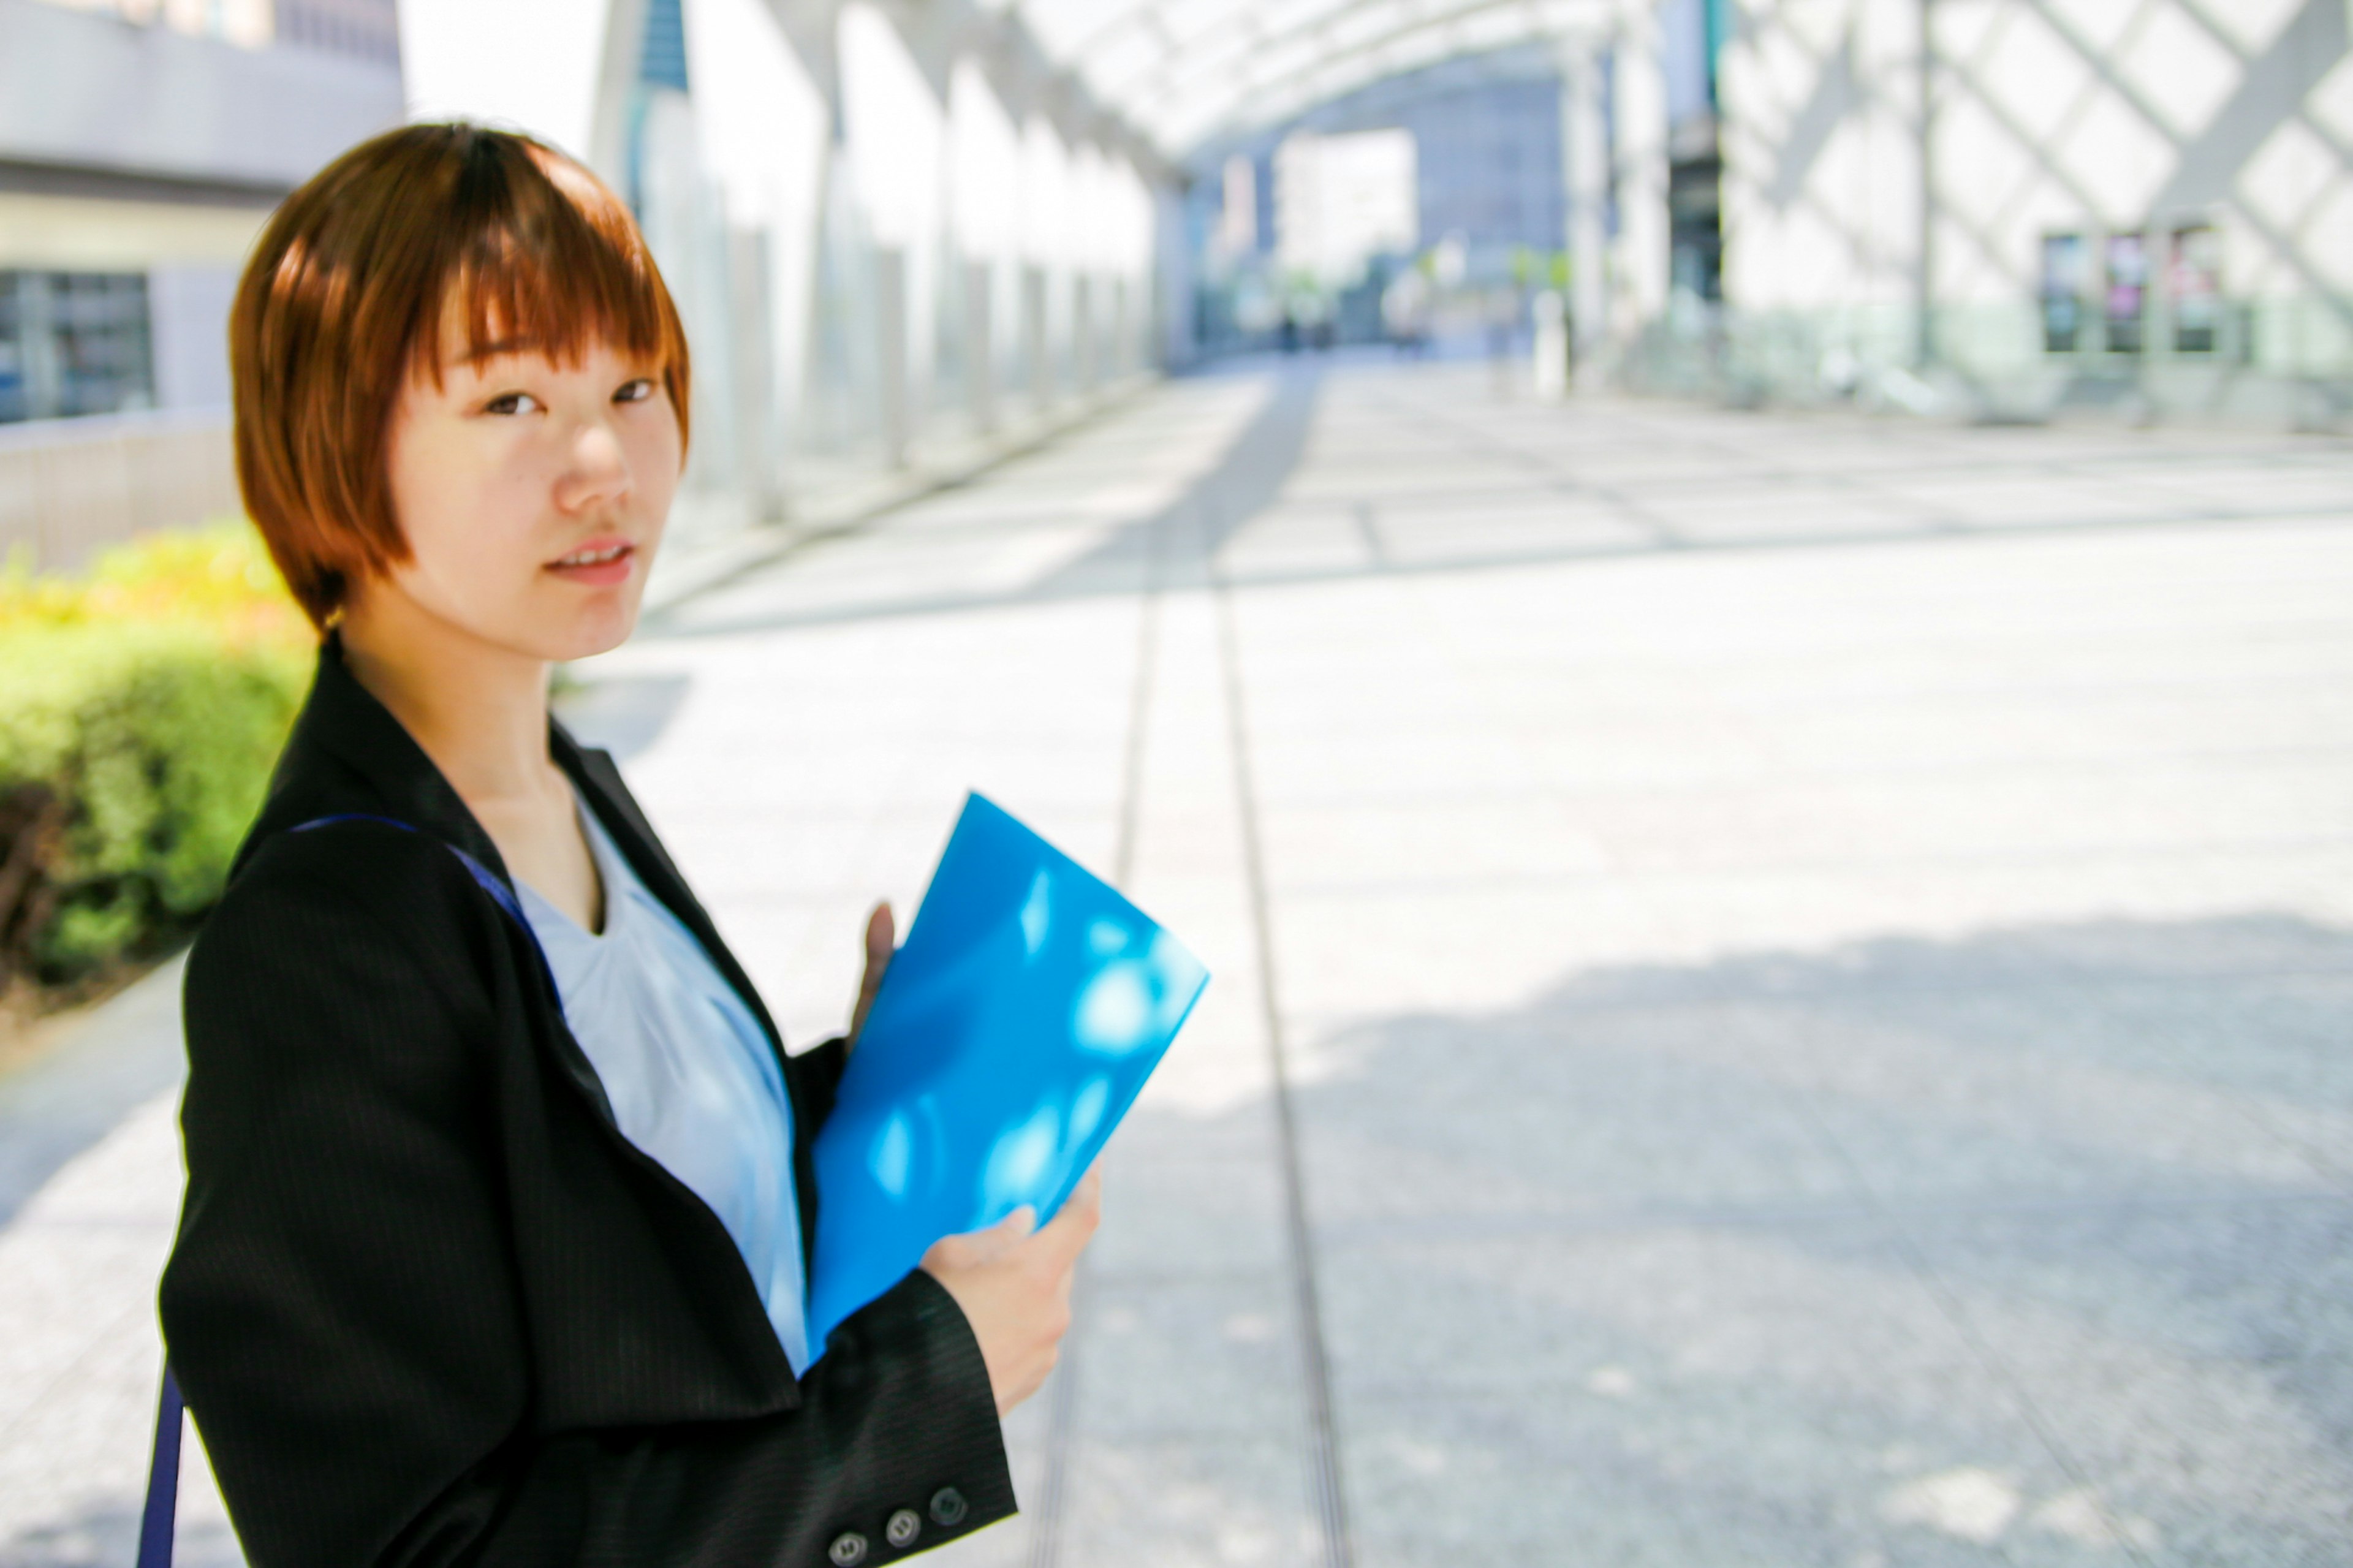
[557,422,632,512]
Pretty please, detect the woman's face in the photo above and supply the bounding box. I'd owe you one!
[376,327,683,663]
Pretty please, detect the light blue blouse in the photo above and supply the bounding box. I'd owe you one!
[515,805,811,1375]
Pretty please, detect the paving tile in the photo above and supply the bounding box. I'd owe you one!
[1900,1195,2353,1364]
[1066,1271,1304,1440]
[1341,1382,2082,1568]
[13,362,2353,1568]
[1290,1007,1855,1223]
[1056,1436,1320,1568]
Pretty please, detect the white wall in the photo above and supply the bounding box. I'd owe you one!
[1719,0,2353,381]
[395,0,633,175]
[1718,0,1923,361]
[147,264,238,410]
[0,0,403,186]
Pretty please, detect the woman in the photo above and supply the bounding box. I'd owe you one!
[159,123,1097,1567]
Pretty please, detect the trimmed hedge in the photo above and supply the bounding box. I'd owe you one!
[1,525,311,984]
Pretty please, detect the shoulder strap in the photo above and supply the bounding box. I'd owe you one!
[143,814,532,1566]
[290,812,529,928]
[136,1365,182,1568]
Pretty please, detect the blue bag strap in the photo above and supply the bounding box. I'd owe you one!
[290,812,529,928]
[136,1365,183,1568]
[142,813,531,1566]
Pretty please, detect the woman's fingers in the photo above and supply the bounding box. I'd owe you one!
[1037,1171,1103,1265]
[848,901,895,1044]
[917,1183,1100,1417]
[920,1204,1031,1271]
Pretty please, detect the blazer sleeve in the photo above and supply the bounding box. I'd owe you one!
[161,830,1011,1568]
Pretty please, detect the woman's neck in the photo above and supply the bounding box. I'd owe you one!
[338,583,561,815]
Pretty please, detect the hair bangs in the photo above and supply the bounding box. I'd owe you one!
[412,137,687,404]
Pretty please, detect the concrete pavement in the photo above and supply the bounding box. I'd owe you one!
[5,357,2351,1565]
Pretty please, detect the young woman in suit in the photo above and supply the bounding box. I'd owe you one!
[159,122,1097,1567]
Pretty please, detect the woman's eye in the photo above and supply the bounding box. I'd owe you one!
[615,378,656,404]
[483,391,542,416]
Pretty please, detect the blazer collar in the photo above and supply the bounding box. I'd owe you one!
[281,639,787,1065]
[269,632,827,1299]
[285,630,517,881]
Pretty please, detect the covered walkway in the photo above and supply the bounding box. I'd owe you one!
[6,360,2353,1564]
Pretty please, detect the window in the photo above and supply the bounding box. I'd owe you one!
[2040,233,2085,353]
[53,273,154,417]
[2104,232,2146,355]
[2170,223,2221,354]
[0,271,154,423]
[0,279,25,423]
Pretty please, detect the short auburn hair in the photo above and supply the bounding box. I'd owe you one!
[231,123,692,630]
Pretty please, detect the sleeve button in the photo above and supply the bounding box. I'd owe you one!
[828,1531,869,1566]
[929,1486,968,1526]
[886,1509,922,1547]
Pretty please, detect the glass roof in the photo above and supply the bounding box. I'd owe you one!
[1006,0,1610,159]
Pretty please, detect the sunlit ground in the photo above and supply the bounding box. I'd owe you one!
[4,356,2351,1564]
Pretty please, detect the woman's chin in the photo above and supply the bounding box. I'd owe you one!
[556,611,639,662]
[537,587,648,662]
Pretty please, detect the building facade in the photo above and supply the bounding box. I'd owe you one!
[0,0,402,426]
[1717,0,2353,421]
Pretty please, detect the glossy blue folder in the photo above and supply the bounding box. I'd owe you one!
[805,793,1210,1355]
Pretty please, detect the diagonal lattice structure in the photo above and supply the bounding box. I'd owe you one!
[1720,0,2353,405]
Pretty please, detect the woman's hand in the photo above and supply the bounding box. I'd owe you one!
[846,901,893,1054]
[920,1171,1102,1415]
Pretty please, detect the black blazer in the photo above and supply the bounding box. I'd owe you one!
[159,637,1012,1566]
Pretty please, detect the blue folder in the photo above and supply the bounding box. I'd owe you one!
[805,792,1210,1355]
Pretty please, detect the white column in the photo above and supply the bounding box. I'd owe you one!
[1610,9,1671,344]
[1018,115,1070,409]
[964,259,996,432]
[841,3,947,460]
[1154,178,1194,371]
[946,58,1020,436]
[1110,276,1131,379]
[875,245,910,468]
[1073,273,1096,392]
[1532,289,1569,399]
[1023,262,1051,409]
[683,0,832,512]
[1561,39,1609,387]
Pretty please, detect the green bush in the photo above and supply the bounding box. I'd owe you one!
[1,525,311,983]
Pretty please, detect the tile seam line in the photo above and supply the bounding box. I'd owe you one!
[1213,556,1356,1568]
[1025,496,1165,1568]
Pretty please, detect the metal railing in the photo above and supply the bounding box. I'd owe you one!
[0,409,240,573]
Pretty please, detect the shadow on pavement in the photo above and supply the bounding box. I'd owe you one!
[1110,911,2353,1565]
[8,916,2345,1566]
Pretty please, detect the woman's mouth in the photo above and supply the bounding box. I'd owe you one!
[547,539,636,586]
